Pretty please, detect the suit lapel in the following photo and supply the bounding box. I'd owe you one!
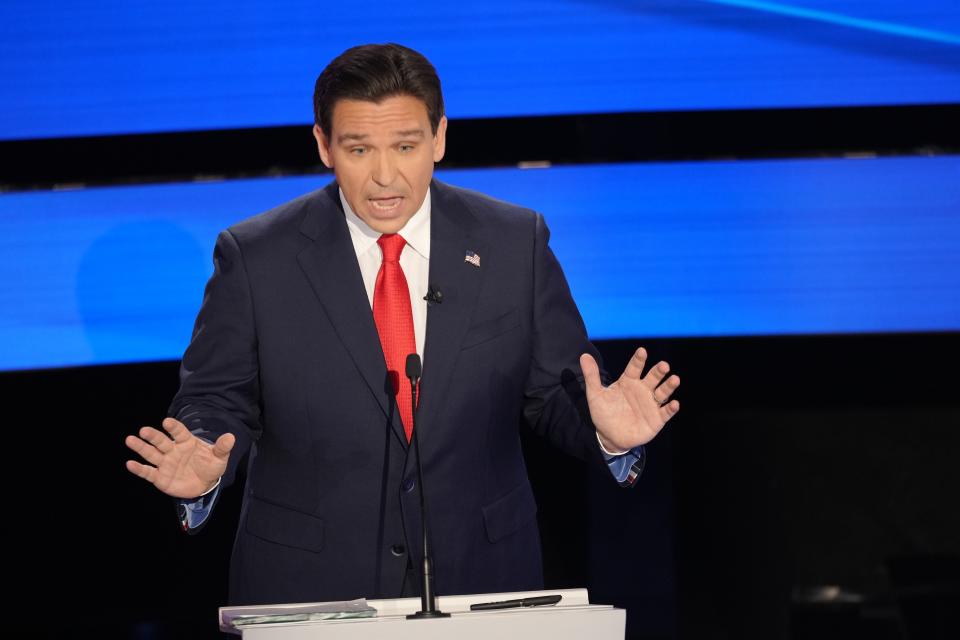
[418,180,487,438]
[296,182,408,450]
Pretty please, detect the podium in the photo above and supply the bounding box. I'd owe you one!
[220,588,625,639]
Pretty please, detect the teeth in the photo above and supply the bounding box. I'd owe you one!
[371,198,401,210]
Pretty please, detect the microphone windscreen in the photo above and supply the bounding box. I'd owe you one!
[405,353,422,380]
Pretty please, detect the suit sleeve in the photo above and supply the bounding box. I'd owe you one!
[521,213,643,487]
[168,229,263,504]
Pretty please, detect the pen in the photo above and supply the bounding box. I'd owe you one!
[470,594,563,611]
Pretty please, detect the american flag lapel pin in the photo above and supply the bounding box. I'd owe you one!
[464,250,480,268]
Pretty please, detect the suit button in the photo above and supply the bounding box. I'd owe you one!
[391,544,406,556]
[402,479,415,493]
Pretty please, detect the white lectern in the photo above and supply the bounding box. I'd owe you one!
[220,588,625,639]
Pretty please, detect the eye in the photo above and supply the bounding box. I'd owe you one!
[399,144,415,152]
[350,147,367,155]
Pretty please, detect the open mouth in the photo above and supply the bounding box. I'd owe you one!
[369,197,403,211]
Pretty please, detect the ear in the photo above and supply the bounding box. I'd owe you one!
[432,116,448,163]
[313,124,334,169]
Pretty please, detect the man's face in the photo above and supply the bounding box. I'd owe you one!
[314,94,447,234]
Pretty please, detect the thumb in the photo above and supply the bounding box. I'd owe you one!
[580,353,603,396]
[212,432,236,461]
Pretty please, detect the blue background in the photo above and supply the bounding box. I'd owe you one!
[2,155,958,371]
[2,0,959,140]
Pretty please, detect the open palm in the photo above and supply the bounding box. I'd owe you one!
[581,347,680,453]
[125,417,234,499]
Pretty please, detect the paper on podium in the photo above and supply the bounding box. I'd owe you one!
[221,599,376,632]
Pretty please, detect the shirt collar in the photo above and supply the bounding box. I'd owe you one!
[340,187,431,260]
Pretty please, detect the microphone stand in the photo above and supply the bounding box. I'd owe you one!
[404,354,450,620]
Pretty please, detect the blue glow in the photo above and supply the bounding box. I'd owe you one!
[701,1,960,45]
[2,1,959,140]
[1,156,957,371]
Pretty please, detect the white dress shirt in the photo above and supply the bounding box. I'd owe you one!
[339,188,430,363]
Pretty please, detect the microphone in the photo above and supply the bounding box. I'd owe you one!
[423,286,443,305]
[405,353,422,381]
[404,353,449,620]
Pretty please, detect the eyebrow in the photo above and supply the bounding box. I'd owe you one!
[336,129,426,144]
[337,133,368,144]
[394,129,426,139]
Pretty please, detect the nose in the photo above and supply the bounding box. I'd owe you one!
[371,150,397,187]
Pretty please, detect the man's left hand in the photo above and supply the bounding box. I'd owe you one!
[580,347,680,453]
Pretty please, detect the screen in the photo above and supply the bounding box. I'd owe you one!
[1,155,957,370]
[3,0,959,140]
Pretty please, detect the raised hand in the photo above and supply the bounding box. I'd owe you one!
[580,347,680,453]
[125,417,235,499]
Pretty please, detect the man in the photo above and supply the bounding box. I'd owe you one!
[125,43,680,606]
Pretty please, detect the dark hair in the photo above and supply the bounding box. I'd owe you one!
[313,43,445,138]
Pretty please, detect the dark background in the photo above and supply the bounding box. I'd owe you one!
[7,104,960,640]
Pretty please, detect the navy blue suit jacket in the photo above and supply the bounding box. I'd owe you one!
[170,178,610,605]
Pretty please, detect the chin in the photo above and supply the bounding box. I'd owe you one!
[364,210,414,233]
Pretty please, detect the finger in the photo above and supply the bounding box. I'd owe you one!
[161,417,191,443]
[652,374,680,405]
[621,347,647,380]
[580,353,604,395]
[659,399,680,423]
[125,434,164,467]
[212,432,236,460]
[644,360,670,390]
[138,426,175,453]
[125,459,158,484]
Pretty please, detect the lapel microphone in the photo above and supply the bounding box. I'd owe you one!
[423,286,443,304]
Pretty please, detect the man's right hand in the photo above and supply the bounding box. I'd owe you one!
[125,417,235,499]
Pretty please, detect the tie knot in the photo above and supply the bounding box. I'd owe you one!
[378,233,406,262]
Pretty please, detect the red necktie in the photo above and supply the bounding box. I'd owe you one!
[373,234,417,441]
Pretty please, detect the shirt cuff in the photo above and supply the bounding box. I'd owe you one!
[178,433,222,531]
[602,444,646,488]
[199,477,221,496]
[178,482,221,532]
[596,431,630,456]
